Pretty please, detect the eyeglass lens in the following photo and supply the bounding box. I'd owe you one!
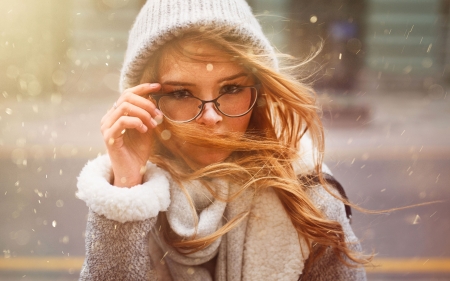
[158,87,257,122]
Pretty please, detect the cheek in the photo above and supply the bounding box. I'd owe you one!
[228,114,252,132]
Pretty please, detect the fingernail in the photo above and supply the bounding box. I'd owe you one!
[154,115,163,125]
[141,124,148,132]
[155,108,162,116]
[151,119,158,127]
[149,83,159,89]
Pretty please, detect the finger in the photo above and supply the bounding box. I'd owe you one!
[103,116,148,143]
[101,102,157,134]
[101,100,124,125]
[118,91,160,117]
[118,83,162,110]
[102,92,163,128]
[124,83,161,97]
[104,82,161,112]
[101,105,115,125]
[101,83,163,128]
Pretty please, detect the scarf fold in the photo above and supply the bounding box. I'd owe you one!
[151,178,309,280]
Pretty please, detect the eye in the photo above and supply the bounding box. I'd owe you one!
[170,90,193,99]
[221,85,243,95]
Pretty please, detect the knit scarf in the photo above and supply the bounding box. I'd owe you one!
[150,178,310,280]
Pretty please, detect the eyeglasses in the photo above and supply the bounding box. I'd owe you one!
[150,84,260,123]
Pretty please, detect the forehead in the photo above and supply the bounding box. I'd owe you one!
[158,40,248,79]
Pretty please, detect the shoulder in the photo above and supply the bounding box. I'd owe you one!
[304,181,358,243]
[305,185,347,223]
[292,133,349,222]
[301,186,366,280]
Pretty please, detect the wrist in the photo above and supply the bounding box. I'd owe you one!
[112,173,143,188]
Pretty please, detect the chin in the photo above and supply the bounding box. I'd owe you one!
[193,155,228,167]
[184,150,231,168]
[172,141,233,168]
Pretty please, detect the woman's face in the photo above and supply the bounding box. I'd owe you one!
[157,41,255,167]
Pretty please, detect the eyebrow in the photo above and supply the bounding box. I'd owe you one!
[161,72,249,86]
[218,72,249,83]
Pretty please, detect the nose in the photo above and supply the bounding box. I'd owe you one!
[195,102,222,126]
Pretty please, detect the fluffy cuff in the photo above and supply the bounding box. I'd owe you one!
[76,155,170,223]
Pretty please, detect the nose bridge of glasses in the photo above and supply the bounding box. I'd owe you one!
[200,98,221,114]
[198,94,222,109]
[195,99,222,125]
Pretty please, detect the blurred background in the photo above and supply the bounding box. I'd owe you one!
[0,0,449,280]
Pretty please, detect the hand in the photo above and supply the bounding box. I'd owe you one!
[100,83,163,187]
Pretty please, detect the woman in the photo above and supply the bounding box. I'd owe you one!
[77,0,368,280]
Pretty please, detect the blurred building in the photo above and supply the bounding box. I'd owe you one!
[1,1,69,99]
[60,0,145,98]
[362,0,449,91]
[249,0,449,91]
[1,0,449,99]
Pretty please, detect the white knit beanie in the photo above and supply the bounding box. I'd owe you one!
[119,0,277,92]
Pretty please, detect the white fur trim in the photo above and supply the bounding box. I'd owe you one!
[76,155,170,223]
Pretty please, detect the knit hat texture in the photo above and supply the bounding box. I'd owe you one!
[119,0,277,92]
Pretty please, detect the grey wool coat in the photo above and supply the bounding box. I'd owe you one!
[76,139,367,281]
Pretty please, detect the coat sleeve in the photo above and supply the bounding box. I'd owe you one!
[301,243,366,281]
[76,155,171,280]
[79,210,157,280]
[301,186,367,281]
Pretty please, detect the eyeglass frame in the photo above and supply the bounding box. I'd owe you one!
[149,84,261,123]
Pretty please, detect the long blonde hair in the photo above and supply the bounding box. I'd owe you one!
[139,27,369,270]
